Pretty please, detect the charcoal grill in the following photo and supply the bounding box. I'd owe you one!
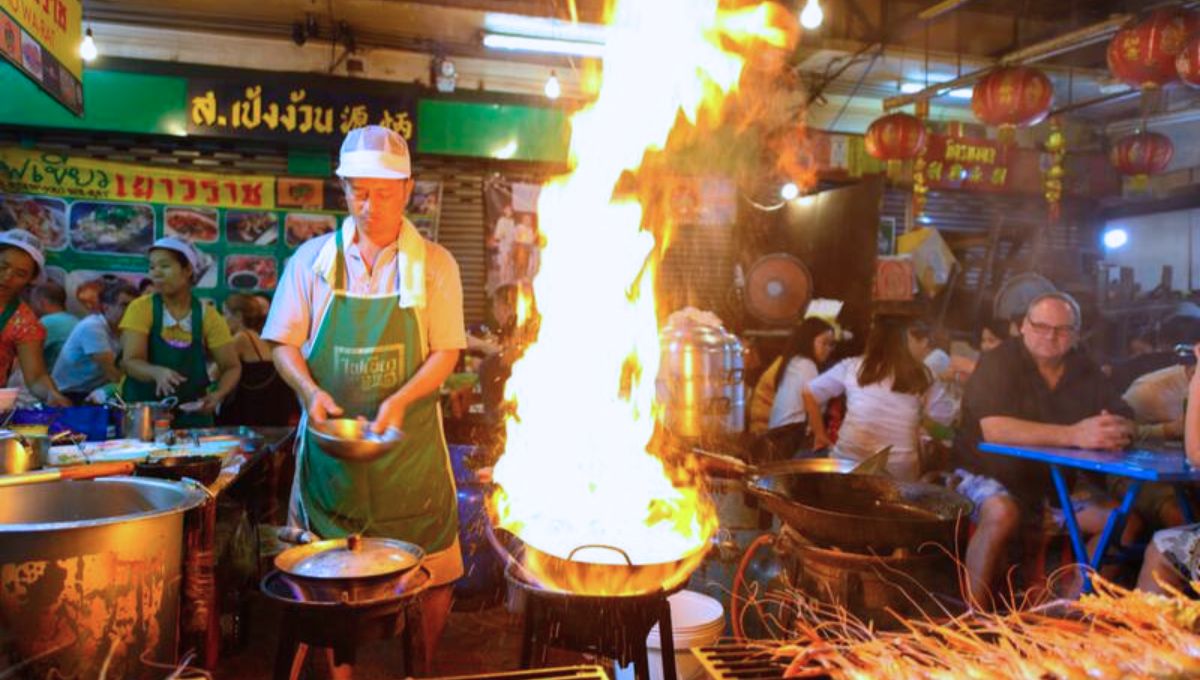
[432,666,611,679]
[691,644,802,680]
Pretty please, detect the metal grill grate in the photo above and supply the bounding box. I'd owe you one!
[431,666,610,680]
[692,644,811,680]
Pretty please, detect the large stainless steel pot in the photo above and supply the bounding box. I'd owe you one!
[657,320,745,438]
[0,477,207,679]
[0,430,41,475]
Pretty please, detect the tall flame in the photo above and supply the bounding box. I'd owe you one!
[489,0,789,596]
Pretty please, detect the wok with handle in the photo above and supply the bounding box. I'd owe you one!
[0,461,136,488]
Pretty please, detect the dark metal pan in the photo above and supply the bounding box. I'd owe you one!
[747,471,972,553]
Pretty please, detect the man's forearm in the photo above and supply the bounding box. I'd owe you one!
[272,344,321,401]
[389,349,459,409]
[980,416,1075,448]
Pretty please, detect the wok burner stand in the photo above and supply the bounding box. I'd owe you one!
[508,568,680,680]
[261,569,429,680]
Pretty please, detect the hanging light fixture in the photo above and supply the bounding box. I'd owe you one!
[544,71,561,100]
[800,0,823,30]
[79,27,98,62]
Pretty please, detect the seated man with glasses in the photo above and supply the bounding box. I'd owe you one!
[949,292,1140,606]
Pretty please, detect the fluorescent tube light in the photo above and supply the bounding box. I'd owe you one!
[482,32,606,58]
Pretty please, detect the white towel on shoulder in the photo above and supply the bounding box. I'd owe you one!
[311,216,427,309]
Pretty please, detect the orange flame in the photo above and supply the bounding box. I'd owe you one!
[488,0,789,596]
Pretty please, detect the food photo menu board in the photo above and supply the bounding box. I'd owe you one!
[0,147,443,312]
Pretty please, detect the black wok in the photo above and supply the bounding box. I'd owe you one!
[748,471,972,553]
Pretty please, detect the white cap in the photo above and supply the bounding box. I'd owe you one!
[0,229,45,276]
[336,125,411,179]
[150,237,200,278]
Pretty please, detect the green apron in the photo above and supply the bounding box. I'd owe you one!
[121,294,213,428]
[295,227,457,552]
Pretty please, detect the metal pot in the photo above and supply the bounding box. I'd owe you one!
[0,429,41,474]
[116,397,177,441]
[0,477,207,679]
[657,320,745,439]
[274,534,426,603]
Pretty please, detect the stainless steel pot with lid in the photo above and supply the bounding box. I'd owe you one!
[657,319,745,438]
[274,533,426,602]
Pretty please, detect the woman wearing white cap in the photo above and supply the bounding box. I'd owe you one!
[120,237,241,427]
[0,230,70,406]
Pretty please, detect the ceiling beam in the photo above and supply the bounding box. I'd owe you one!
[882,13,1131,111]
[917,0,980,22]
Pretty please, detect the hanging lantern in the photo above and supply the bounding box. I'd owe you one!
[1177,34,1200,88]
[865,112,927,181]
[1107,9,1199,89]
[1110,131,1173,191]
[1042,118,1067,224]
[970,66,1053,145]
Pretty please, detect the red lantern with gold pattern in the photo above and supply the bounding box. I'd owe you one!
[970,66,1054,141]
[1177,34,1200,88]
[1107,8,1199,89]
[865,113,926,161]
[1109,131,1174,180]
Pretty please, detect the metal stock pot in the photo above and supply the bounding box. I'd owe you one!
[657,320,745,438]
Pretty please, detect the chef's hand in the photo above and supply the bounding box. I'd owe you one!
[812,431,833,451]
[305,388,343,424]
[186,393,224,415]
[46,391,72,408]
[152,367,186,397]
[371,395,408,435]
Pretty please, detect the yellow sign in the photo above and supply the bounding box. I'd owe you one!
[0,147,277,210]
[1,0,81,79]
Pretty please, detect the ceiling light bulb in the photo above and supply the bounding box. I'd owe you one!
[79,28,97,62]
[780,182,800,201]
[800,0,823,30]
[544,72,561,100]
[1103,228,1128,250]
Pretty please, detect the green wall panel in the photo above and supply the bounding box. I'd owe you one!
[0,65,188,136]
[417,99,569,164]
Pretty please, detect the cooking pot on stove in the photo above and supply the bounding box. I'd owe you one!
[274,533,426,602]
[657,319,745,439]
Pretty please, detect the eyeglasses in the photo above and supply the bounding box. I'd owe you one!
[1026,319,1077,338]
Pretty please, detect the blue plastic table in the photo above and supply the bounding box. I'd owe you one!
[978,442,1200,593]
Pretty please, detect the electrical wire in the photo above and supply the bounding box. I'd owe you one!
[827,49,881,132]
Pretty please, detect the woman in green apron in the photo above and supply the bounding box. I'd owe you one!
[120,237,241,428]
[265,125,466,676]
[0,230,70,406]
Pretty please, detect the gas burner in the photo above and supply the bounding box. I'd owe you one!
[260,568,431,679]
[506,565,683,680]
[691,644,805,680]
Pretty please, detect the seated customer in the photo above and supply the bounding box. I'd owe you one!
[954,292,1141,607]
[803,313,954,481]
[30,281,78,369]
[1138,343,1200,595]
[760,317,835,460]
[52,280,137,405]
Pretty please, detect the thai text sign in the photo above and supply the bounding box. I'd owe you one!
[187,76,418,145]
[0,0,82,114]
[923,134,1010,192]
[0,147,276,210]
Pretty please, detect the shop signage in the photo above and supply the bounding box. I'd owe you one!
[0,0,82,114]
[923,134,1010,192]
[187,75,419,146]
[0,146,442,310]
[0,146,276,210]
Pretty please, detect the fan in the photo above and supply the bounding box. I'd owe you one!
[993,272,1056,322]
[745,253,813,325]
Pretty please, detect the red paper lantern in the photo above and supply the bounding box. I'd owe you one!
[1177,34,1200,88]
[970,66,1054,137]
[864,113,926,161]
[1107,9,1199,88]
[1109,131,1174,178]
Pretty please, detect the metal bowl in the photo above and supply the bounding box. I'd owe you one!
[307,419,404,462]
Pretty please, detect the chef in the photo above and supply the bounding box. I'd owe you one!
[263,125,465,675]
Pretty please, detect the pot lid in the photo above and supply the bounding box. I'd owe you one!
[280,535,424,579]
